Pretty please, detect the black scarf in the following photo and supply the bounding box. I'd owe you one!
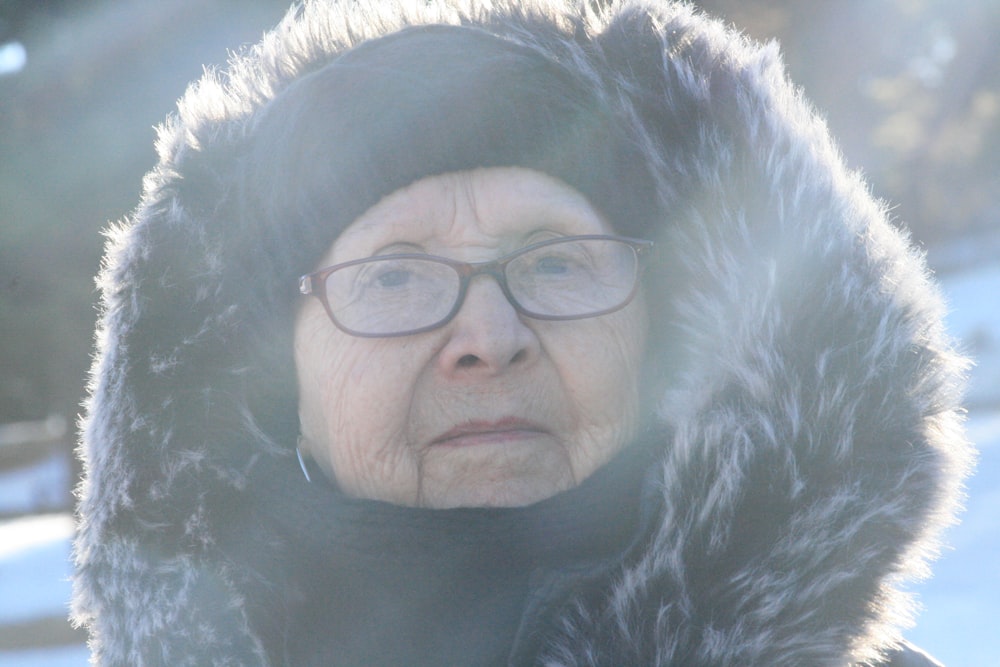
[226,436,660,666]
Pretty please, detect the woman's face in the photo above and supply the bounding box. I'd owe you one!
[294,167,648,508]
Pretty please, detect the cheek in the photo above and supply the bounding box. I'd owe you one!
[545,302,648,445]
[294,318,357,448]
[294,313,431,497]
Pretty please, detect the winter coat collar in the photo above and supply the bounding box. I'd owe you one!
[222,436,655,666]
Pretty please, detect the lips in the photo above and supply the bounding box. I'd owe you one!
[430,417,549,447]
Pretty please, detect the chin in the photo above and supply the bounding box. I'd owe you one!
[419,475,572,509]
[415,441,578,508]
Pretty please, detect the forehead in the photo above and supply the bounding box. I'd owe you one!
[326,167,609,260]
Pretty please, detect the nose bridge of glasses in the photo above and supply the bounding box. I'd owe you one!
[454,257,519,314]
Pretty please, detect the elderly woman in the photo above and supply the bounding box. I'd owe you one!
[72,1,972,665]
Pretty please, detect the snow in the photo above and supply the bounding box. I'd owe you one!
[0,452,73,517]
[938,261,1000,409]
[0,515,75,625]
[0,646,90,667]
[0,257,997,665]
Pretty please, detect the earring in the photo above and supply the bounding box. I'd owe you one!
[296,437,313,483]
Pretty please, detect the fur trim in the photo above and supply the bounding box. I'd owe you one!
[72,1,973,665]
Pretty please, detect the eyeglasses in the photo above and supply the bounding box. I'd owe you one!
[299,234,652,338]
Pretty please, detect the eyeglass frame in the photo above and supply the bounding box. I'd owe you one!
[299,233,653,338]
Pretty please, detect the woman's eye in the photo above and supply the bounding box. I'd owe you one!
[534,255,571,274]
[372,268,411,288]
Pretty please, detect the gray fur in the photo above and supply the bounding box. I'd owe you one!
[73,1,973,665]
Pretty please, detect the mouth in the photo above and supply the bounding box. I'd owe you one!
[430,417,550,447]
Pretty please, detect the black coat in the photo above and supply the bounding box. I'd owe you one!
[72,1,971,665]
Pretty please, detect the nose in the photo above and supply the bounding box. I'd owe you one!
[436,274,540,378]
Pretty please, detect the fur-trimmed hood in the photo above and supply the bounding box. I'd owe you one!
[73,1,973,665]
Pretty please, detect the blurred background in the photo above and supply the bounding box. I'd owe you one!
[1,0,997,665]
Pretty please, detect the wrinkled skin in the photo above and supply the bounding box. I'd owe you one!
[295,167,648,508]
